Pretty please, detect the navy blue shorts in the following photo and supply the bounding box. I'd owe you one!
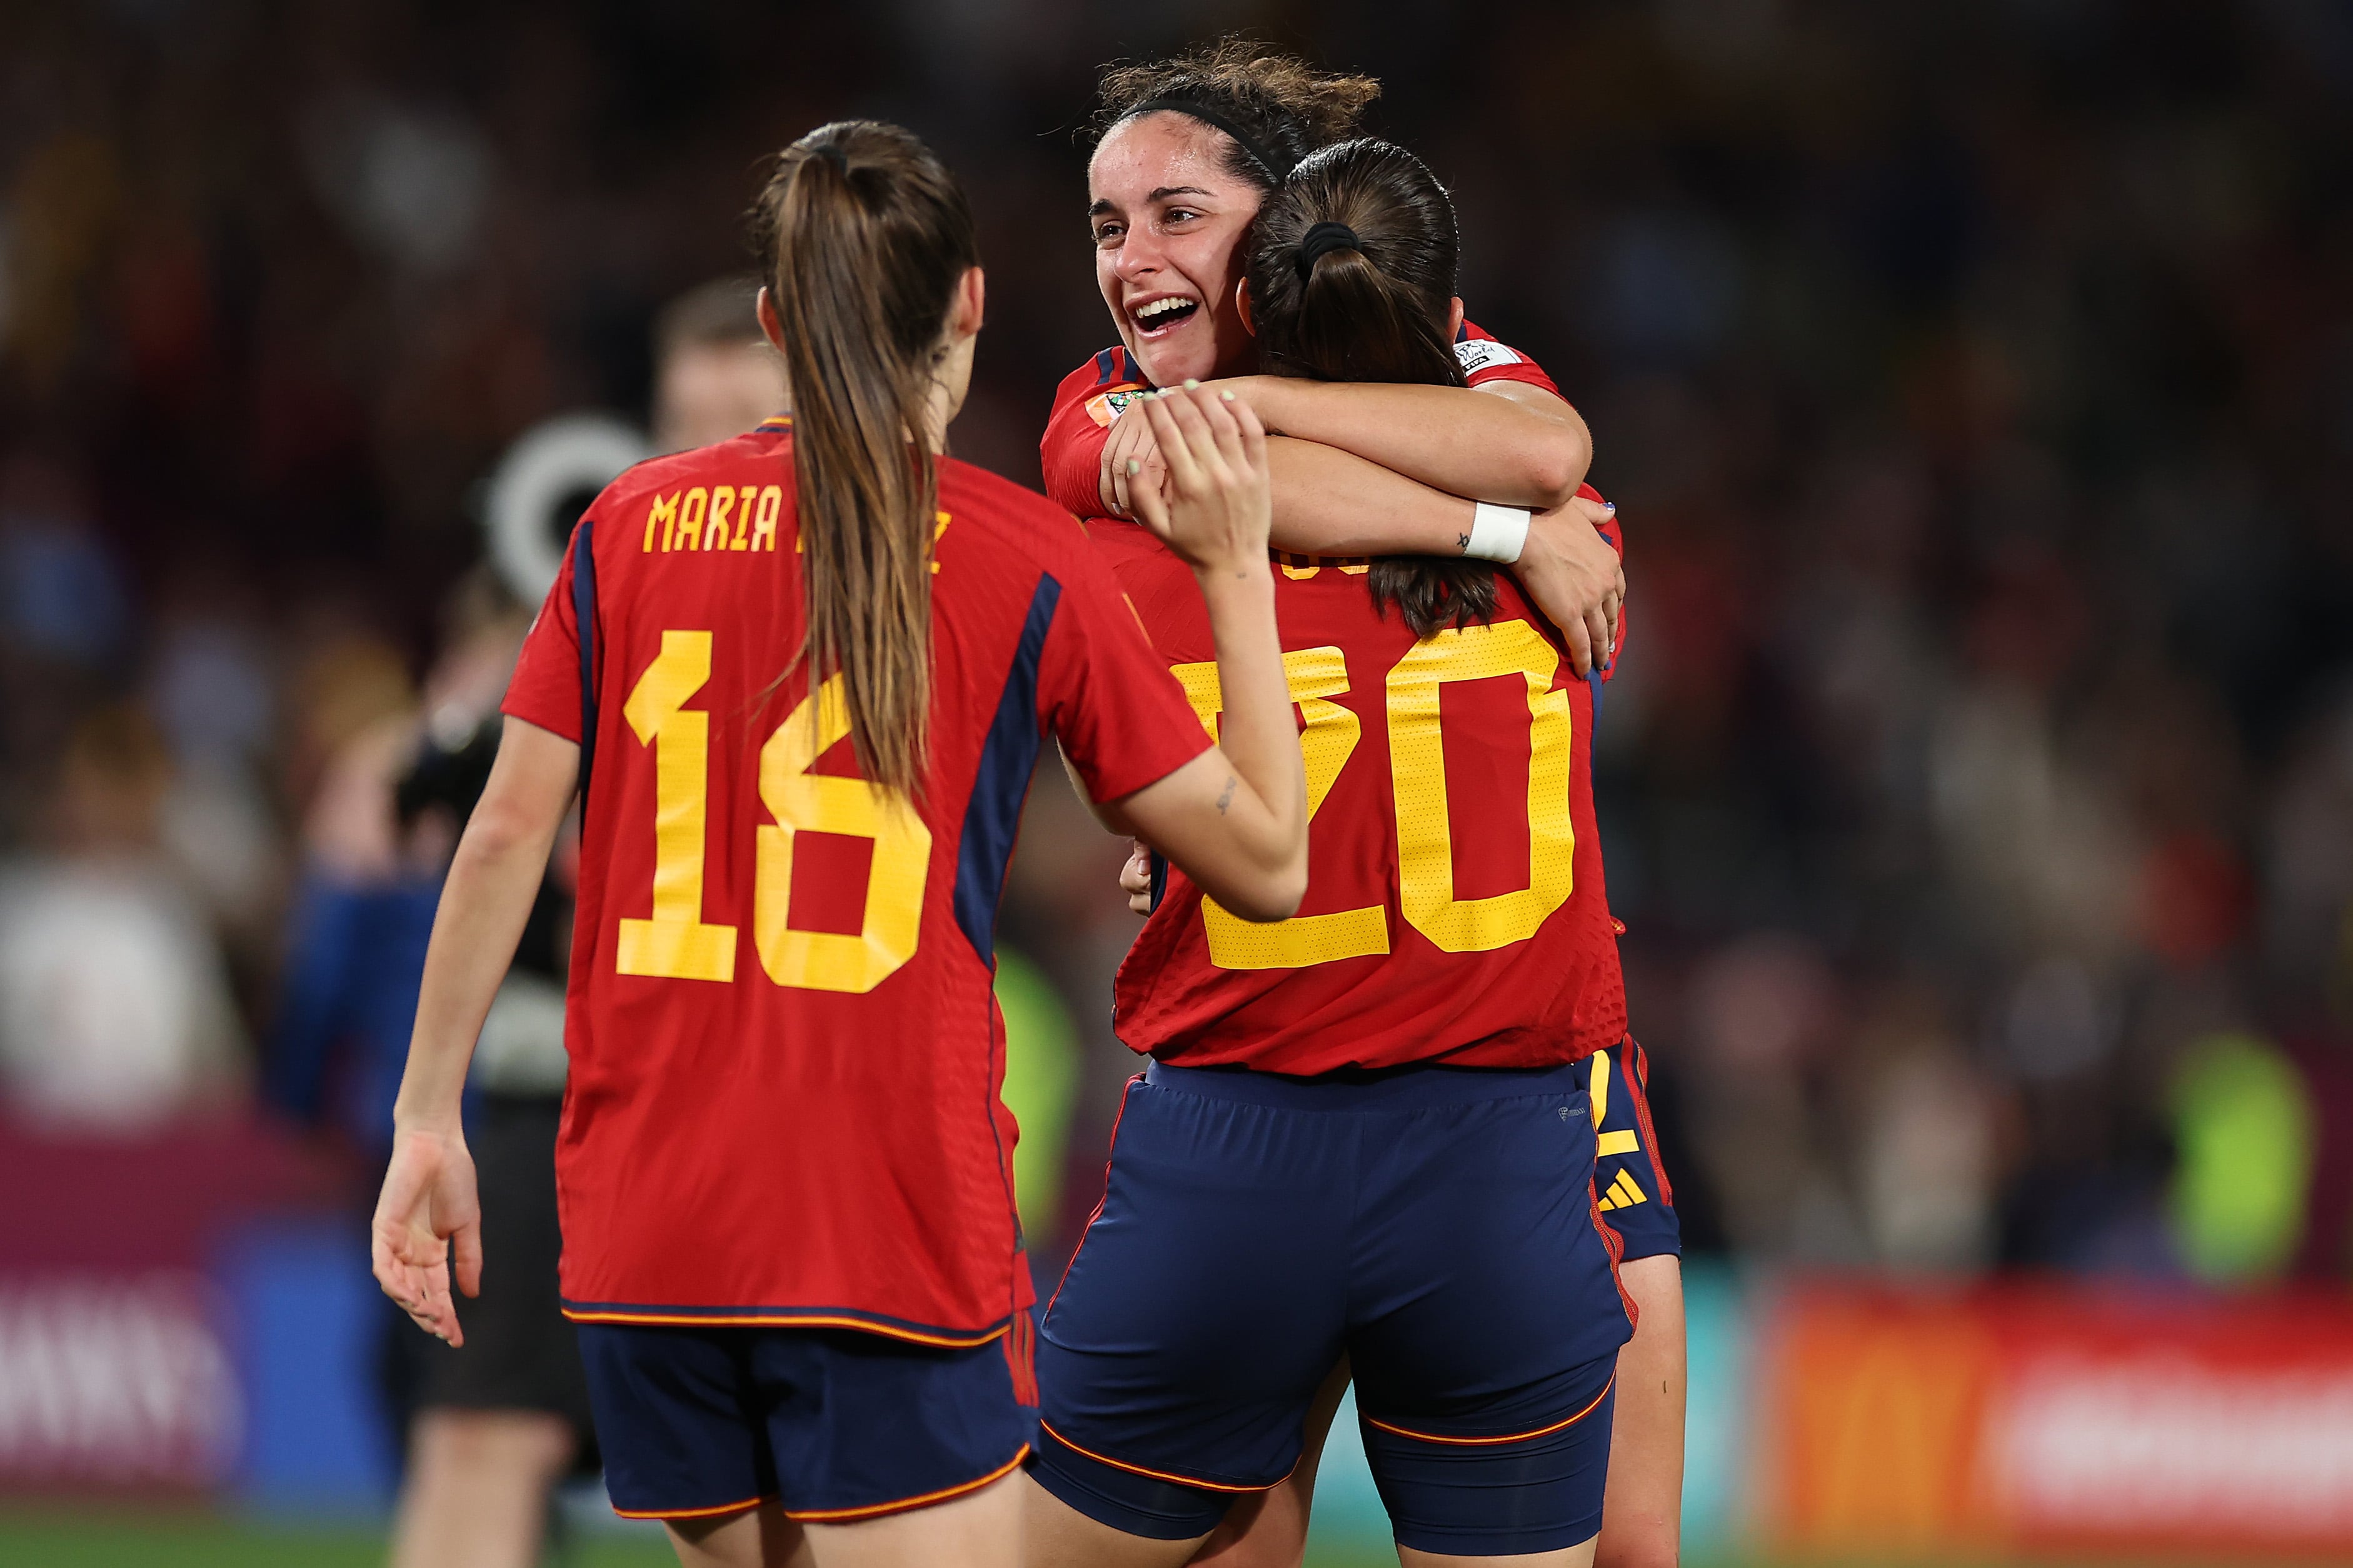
[579,1324,1033,1524]
[1583,1040,1682,1264]
[1031,1060,1633,1556]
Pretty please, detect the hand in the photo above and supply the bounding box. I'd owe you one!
[1100,401,1165,521]
[1515,495,1625,677]
[1126,384,1272,575]
[1120,839,1155,915]
[371,1126,483,1346]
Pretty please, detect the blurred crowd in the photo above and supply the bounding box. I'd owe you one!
[1,1,2349,1287]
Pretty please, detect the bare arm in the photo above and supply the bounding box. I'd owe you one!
[1237,376,1589,509]
[373,717,577,1343]
[1250,439,1627,678]
[1095,386,1307,923]
[1105,404,1623,676]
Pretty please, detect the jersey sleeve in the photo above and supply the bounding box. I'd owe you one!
[501,528,586,742]
[1040,349,1150,519]
[1035,531,1212,804]
[1456,319,1563,399]
[1587,1040,1680,1260]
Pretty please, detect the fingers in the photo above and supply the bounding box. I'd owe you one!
[1152,386,1230,492]
[453,1219,484,1299]
[1228,389,1268,472]
[1583,603,1612,673]
[1138,394,1203,496]
[1562,607,1597,679]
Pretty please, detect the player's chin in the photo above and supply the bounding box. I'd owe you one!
[1130,316,1219,389]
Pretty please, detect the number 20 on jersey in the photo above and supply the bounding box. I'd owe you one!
[1173,619,1577,971]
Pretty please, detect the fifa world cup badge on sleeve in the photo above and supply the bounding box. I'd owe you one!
[1086,387,1147,427]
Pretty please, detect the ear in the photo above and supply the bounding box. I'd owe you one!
[1235,276,1257,337]
[756,286,786,354]
[950,266,986,341]
[1446,296,1465,342]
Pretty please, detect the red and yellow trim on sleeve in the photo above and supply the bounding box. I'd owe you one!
[614,1492,771,1522]
[785,1446,1031,1522]
[756,414,793,431]
[1360,1372,1616,1447]
[1039,1421,1293,1494]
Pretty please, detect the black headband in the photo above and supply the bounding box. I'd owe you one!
[1295,221,1362,279]
[1123,96,1295,183]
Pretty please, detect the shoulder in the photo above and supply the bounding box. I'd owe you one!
[1455,317,1562,398]
[938,459,1092,561]
[1050,347,1151,422]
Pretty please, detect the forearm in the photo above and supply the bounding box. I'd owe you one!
[1195,561,1303,869]
[1250,378,1588,509]
[1264,437,1480,557]
[392,809,564,1131]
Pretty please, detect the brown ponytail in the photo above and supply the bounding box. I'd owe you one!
[751,121,978,795]
[1247,139,1500,639]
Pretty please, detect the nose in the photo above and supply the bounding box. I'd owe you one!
[1112,227,1167,286]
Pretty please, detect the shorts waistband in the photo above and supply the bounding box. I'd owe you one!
[1142,1058,1583,1112]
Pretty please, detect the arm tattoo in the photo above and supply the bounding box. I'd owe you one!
[1457,532,1472,552]
[1215,776,1238,815]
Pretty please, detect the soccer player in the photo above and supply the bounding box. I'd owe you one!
[382,279,791,1568]
[1046,41,1688,1568]
[1026,139,1660,1568]
[1043,39,1626,673]
[369,120,1308,1568]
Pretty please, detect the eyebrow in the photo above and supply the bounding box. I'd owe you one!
[1088,185,1216,217]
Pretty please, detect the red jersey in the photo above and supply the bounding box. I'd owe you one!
[1094,520,1627,1075]
[1040,321,1565,519]
[502,417,1210,1345]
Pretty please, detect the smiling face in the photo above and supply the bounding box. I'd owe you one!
[1088,112,1266,387]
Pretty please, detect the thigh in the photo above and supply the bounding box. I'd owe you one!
[803,1469,1021,1568]
[1595,1257,1684,1568]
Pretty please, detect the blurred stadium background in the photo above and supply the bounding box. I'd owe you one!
[3,1,2351,1564]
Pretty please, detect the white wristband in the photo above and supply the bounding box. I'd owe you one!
[1463,502,1532,563]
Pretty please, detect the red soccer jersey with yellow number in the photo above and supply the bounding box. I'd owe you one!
[1093,519,1627,1075]
[1040,321,1563,519]
[501,417,1210,1344]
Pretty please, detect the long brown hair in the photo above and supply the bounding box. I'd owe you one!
[1247,139,1499,638]
[750,121,978,794]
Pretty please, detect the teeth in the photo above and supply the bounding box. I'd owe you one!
[1135,297,1195,322]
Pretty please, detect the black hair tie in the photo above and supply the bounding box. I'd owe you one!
[810,142,850,176]
[1295,222,1362,279]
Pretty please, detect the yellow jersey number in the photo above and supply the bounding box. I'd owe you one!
[613,630,930,994]
[1171,619,1575,970]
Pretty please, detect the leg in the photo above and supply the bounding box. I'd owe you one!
[1595,1257,1684,1568]
[1397,1537,1597,1568]
[1190,1356,1352,1568]
[1026,1469,1212,1568]
[388,1408,577,1568]
[668,1502,810,1568]
[803,1471,1023,1568]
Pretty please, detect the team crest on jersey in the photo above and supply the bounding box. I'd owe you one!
[1086,385,1149,427]
[1453,337,1524,374]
